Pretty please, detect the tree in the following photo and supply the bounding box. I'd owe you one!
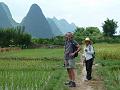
[73,27,102,43]
[102,18,118,37]
[85,27,101,36]
[74,27,101,36]
[0,27,31,48]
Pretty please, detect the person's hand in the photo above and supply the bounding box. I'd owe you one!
[85,49,87,52]
[64,60,68,65]
[69,53,75,57]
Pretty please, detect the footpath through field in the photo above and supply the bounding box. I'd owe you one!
[69,62,105,90]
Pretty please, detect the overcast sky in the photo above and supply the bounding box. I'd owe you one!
[1,0,120,34]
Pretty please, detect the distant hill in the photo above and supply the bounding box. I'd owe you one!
[0,3,76,38]
[47,18,63,36]
[20,4,54,38]
[0,2,17,28]
[52,17,76,34]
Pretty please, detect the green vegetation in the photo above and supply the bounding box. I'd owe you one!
[0,44,120,90]
[32,36,64,46]
[102,18,118,37]
[95,44,120,60]
[0,48,64,59]
[73,18,120,43]
[0,26,31,48]
[95,44,120,90]
[0,26,120,90]
[74,27,102,43]
[32,19,120,45]
[0,60,68,90]
[0,49,68,90]
[0,18,120,49]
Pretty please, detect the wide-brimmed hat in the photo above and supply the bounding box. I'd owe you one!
[85,37,91,41]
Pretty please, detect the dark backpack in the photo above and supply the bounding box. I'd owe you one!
[92,47,95,59]
[71,41,78,58]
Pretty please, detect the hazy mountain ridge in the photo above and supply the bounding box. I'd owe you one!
[47,18,63,36]
[0,2,76,38]
[20,4,54,38]
[0,2,17,28]
[52,17,76,34]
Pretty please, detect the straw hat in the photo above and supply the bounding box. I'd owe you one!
[85,37,91,41]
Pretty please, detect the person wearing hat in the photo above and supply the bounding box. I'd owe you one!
[83,37,95,80]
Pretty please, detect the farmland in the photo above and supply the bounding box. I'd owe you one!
[0,49,68,90]
[94,44,120,90]
[0,44,120,90]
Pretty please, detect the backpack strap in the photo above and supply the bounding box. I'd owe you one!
[71,40,77,47]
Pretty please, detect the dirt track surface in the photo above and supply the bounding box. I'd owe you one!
[69,63,105,90]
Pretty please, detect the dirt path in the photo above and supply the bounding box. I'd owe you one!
[69,62,105,90]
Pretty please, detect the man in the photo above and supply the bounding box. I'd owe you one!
[64,32,80,87]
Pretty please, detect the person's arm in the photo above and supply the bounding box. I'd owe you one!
[74,40,81,54]
[69,40,81,56]
[70,43,81,56]
[74,44,81,54]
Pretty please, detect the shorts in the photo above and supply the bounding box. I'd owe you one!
[65,59,75,69]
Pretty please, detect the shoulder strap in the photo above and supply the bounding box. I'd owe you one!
[71,40,76,46]
[88,45,91,51]
[88,45,94,51]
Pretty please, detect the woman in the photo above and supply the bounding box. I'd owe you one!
[83,37,94,80]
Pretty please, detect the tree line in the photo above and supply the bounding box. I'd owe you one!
[0,26,31,48]
[0,18,120,48]
[33,18,120,45]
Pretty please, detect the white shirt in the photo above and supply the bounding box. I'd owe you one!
[84,44,94,60]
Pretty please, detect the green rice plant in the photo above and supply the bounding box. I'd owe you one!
[97,60,120,90]
[95,44,120,60]
[0,47,81,90]
[94,44,120,90]
[0,57,68,90]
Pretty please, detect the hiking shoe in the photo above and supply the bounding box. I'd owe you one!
[69,81,76,87]
[86,76,92,80]
[87,77,92,80]
[85,78,92,81]
[64,81,72,85]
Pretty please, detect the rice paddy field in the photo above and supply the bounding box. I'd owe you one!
[0,43,120,90]
[0,49,68,90]
[94,44,120,90]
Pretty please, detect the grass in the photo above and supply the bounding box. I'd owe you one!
[0,43,120,90]
[0,48,69,90]
[0,48,64,58]
[0,59,68,90]
[94,43,120,60]
[0,61,80,89]
[94,43,120,90]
